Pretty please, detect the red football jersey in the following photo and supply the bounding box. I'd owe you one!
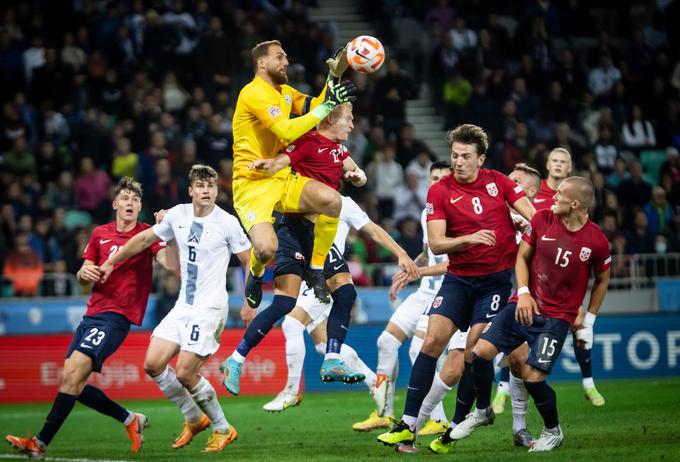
[522,209,611,324]
[82,222,164,325]
[284,131,349,190]
[426,169,526,276]
[533,179,556,211]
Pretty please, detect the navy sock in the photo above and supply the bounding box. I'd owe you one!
[574,343,593,378]
[77,384,129,423]
[472,354,494,410]
[403,352,438,419]
[453,361,474,424]
[525,380,559,429]
[236,295,297,357]
[499,366,510,382]
[326,284,357,354]
[37,392,77,446]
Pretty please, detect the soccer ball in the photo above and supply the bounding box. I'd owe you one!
[347,35,385,74]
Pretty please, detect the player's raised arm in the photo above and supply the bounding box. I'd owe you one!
[99,227,160,282]
[512,196,536,221]
[359,221,419,279]
[342,157,367,187]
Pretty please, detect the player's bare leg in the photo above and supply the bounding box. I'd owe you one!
[176,351,237,452]
[296,180,342,302]
[244,222,279,307]
[144,337,208,448]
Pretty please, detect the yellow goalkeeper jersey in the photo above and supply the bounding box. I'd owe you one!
[232,75,321,180]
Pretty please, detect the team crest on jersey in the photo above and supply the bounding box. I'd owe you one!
[579,247,592,261]
[426,202,434,215]
[187,232,200,244]
[284,94,292,105]
[486,182,498,197]
[432,296,443,309]
[247,212,256,222]
[295,252,305,260]
[268,105,281,119]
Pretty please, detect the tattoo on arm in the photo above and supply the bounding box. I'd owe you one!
[414,252,428,267]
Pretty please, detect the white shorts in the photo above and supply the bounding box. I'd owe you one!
[448,329,467,351]
[389,289,436,338]
[152,306,227,357]
[297,281,332,334]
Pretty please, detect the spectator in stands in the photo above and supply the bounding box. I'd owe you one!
[644,186,673,236]
[606,158,630,189]
[552,48,587,103]
[40,259,74,297]
[424,0,456,31]
[35,141,63,185]
[47,171,76,210]
[393,171,427,223]
[73,156,111,219]
[374,57,418,138]
[622,104,657,150]
[366,146,403,219]
[430,33,460,113]
[509,77,538,122]
[405,151,433,193]
[626,210,656,254]
[450,17,477,54]
[395,217,423,260]
[588,52,622,102]
[396,123,431,168]
[499,122,530,173]
[146,158,185,215]
[617,160,652,224]
[594,125,618,174]
[3,231,44,297]
[29,217,62,270]
[111,137,138,180]
[3,137,35,176]
[442,70,472,128]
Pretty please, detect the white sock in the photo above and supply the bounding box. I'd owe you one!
[510,373,529,433]
[376,331,401,375]
[474,407,487,418]
[231,351,246,364]
[497,381,509,394]
[408,335,424,364]
[282,316,305,395]
[417,373,452,428]
[324,352,341,360]
[123,412,135,426]
[191,376,229,433]
[402,414,417,431]
[315,342,326,355]
[384,364,398,416]
[582,377,595,389]
[152,366,202,422]
[339,343,376,390]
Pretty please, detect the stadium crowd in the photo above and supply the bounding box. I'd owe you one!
[0,0,679,298]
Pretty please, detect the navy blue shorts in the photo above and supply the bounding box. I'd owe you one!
[274,215,348,279]
[66,312,131,372]
[480,302,570,374]
[427,270,512,331]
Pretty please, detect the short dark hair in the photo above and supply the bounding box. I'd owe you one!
[446,124,488,155]
[251,40,282,69]
[189,164,218,185]
[114,176,142,198]
[430,160,451,172]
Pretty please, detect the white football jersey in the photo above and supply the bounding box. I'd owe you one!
[419,208,446,294]
[153,204,251,310]
[334,196,371,253]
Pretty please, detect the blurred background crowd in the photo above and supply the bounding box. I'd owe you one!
[0,0,679,300]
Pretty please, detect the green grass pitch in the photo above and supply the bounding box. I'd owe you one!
[2,378,679,461]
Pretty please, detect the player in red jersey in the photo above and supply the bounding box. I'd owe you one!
[6,177,177,458]
[453,176,611,452]
[220,103,417,393]
[532,148,606,406]
[377,124,535,449]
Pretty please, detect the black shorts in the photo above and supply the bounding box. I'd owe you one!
[66,312,131,372]
[427,270,512,331]
[274,215,348,279]
[480,302,570,374]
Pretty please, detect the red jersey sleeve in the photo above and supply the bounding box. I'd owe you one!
[82,228,99,261]
[497,171,526,205]
[591,231,612,274]
[150,239,166,256]
[284,135,309,166]
[426,182,447,222]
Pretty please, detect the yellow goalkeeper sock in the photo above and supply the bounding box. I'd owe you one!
[311,214,340,268]
[250,248,269,278]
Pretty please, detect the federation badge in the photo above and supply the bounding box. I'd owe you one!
[426,202,434,215]
[268,105,282,118]
[486,182,498,197]
[247,212,256,222]
[579,247,592,261]
[432,296,443,309]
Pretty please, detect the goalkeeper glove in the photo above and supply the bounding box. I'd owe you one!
[326,43,350,79]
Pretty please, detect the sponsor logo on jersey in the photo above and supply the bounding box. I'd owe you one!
[294,252,305,260]
[426,202,434,215]
[268,105,282,118]
[450,196,463,204]
[432,296,443,309]
[580,247,592,262]
[486,182,498,197]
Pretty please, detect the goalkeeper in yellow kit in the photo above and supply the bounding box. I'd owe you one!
[231,40,355,311]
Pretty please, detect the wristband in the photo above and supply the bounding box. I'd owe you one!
[517,286,530,296]
[583,311,596,327]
